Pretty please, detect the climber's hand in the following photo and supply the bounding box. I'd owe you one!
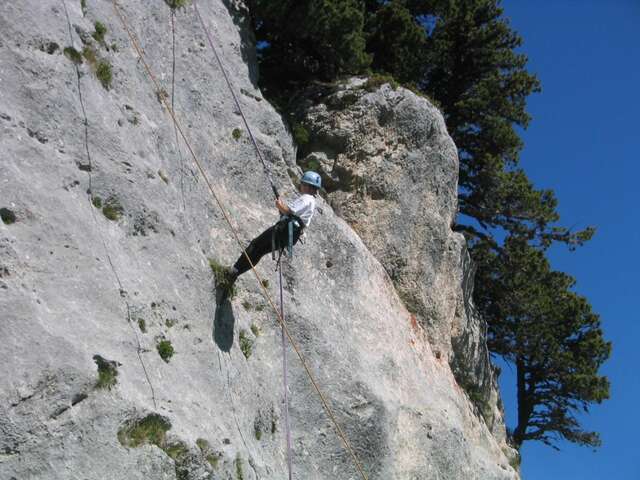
[276,197,290,215]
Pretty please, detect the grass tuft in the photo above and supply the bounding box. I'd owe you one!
[239,329,253,359]
[82,46,97,66]
[118,414,192,480]
[235,455,244,480]
[81,46,112,90]
[93,354,118,389]
[138,318,147,333]
[363,73,399,92]
[96,61,112,89]
[196,438,221,469]
[196,438,209,451]
[165,318,177,328]
[250,323,260,337]
[92,21,107,45]
[209,258,236,299]
[164,441,189,460]
[102,196,123,221]
[157,339,175,363]
[63,46,83,64]
[118,413,172,448]
[165,0,190,9]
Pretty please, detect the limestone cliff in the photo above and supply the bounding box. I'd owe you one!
[0,1,518,479]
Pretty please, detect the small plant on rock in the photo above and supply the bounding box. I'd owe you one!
[96,60,112,89]
[196,438,221,469]
[239,329,253,359]
[118,413,172,448]
[92,21,107,45]
[165,0,190,8]
[209,258,236,299]
[164,441,189,460]
[82,46,97,66]
[165,318,177,328]
[0,208,16,225]
[232,128,242,141]
[235,455,245,480]
[363,73,399,92]
[102,196,123,221]
[157,339,175,363]
[291,122,309,147]
[63,46,83,64]
[93,354,119,389]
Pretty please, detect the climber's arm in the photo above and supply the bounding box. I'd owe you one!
[276,197,291,215]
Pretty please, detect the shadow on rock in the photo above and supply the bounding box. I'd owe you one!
[213,288,235,352]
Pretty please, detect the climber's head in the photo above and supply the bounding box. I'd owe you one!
[300,171,321,195]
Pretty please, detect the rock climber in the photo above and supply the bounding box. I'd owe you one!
[217,171,322,301]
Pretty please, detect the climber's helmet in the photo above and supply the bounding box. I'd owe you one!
[300,171,322,190]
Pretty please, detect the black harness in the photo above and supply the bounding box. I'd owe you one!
[272,214,305,261]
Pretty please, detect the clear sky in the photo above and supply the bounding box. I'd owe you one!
[496,1,640,479]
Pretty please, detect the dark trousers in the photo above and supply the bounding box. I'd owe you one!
[233,221,303,276]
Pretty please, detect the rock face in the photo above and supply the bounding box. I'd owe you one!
[294,80,499,427]
[0,1,517,479]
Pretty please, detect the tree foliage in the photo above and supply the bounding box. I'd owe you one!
[248,0,370,90]
[365,1,426,83]
[473,237,611,448]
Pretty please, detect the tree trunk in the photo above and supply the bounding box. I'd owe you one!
[512,356,533,449]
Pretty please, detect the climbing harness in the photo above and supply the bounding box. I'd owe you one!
[111,2,369,479]
[272,214,304,261]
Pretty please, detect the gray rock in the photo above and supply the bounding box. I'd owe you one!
[294,79,504,427]
[0,1,517,479]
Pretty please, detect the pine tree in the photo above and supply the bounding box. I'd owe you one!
[473,237,611,449]
[365,1,427,84]
[248,0,370,91]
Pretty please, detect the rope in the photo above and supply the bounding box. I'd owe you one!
[192,0,280,200]
[169,8,187,211]
[110,3,369,479]
[276,253,293,480]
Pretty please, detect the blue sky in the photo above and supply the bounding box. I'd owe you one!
[496,1,640,479]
